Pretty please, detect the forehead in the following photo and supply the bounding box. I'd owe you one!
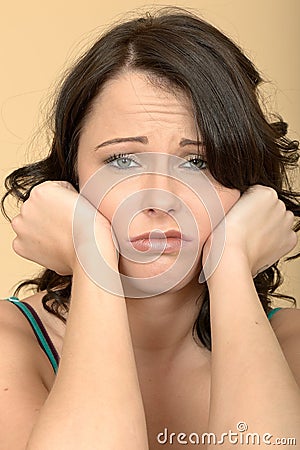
[82,71,197,136]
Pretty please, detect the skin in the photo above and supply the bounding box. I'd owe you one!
[76,70,241,367]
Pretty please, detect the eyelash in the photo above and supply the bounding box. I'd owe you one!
[103,152,207,170]
[104,153,139,166]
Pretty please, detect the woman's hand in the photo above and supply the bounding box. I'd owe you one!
[202,185,297,278]
[10,181,118,276]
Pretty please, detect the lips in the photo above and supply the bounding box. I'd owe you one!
[128,230,192,254]
[129,230,191,242]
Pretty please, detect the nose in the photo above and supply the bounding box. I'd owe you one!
[139,174,182,216]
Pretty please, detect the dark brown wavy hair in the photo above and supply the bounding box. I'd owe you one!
[1,7,299,351]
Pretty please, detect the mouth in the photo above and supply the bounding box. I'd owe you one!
[128,230,192,254]
[129,230,191,241]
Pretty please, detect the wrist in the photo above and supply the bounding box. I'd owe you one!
[205,245,252,286]
[73,239,119,272]
[72,215,119,272]
[72,254,124,297]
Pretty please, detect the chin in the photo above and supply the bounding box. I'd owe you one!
[118,256,201,298]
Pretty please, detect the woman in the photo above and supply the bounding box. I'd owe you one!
[0,7,299,449]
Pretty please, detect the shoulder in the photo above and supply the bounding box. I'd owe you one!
[0,297,36,336]
[269,307,300,388]
[1,292,66,350]
[0,293,64,389]
[0,296,50,374]
[0,298,51,448]
[269,306,300,340]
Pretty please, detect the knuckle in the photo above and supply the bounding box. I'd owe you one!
[29,184,39,196]
[277,199,286,212]
[254,185,278,200]
[265,186,278,198]
[42,180,54,187]
[29,182,47,197]
[285,210,295,222]
[12,237,22,255]
[11,215,19,230]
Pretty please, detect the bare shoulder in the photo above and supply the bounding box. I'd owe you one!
[7,291,64,341]
[269,306,300,340]
[0,297,50,448]
[0,295,48,370]
[0,292,65,389]
[269,307,300,388]
[0,295,50,376]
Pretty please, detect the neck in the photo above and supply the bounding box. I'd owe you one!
[125,275,206,366]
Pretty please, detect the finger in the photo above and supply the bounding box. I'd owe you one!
[285,209,295,225]
[277,199,287,215]
[12,237,23,256]
[11,215,20,231]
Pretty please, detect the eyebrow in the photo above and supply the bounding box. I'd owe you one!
[180,139,202,147]
[95,136,202,150]
[95,136,148,149]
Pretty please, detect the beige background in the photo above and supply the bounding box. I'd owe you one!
[0,0,299,305]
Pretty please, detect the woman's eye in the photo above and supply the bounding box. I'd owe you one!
[103,153,140,169]
[180,156,207,171]
[103,153,207,171]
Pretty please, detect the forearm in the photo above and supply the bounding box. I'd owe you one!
[207,249,300,441]
[27,259,148,450]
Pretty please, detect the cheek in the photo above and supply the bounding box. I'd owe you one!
[97,194,120,224]
[97,182,134,223]
[192,188,240,244]
[98,187,240,230]
[77,151,137,222]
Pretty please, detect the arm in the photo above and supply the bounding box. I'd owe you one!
[27,257,148,450]
[205,186,300,447]
[9,181,148,450]
[207,250,300,441]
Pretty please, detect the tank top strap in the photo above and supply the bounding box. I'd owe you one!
[2,296,59,374]
[267,307,282,321]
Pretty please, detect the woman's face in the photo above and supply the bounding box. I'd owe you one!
[77,71,240,293]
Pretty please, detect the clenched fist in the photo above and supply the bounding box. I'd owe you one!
[202,185,297,278]
[11,181,117,275]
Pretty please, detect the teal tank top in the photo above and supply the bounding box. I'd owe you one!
[1,296,282,375]
[2,296,60,374]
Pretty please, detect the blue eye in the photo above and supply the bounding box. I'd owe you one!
[103,152,207,171]
[103,153,140,169]
[180,156,207,171]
